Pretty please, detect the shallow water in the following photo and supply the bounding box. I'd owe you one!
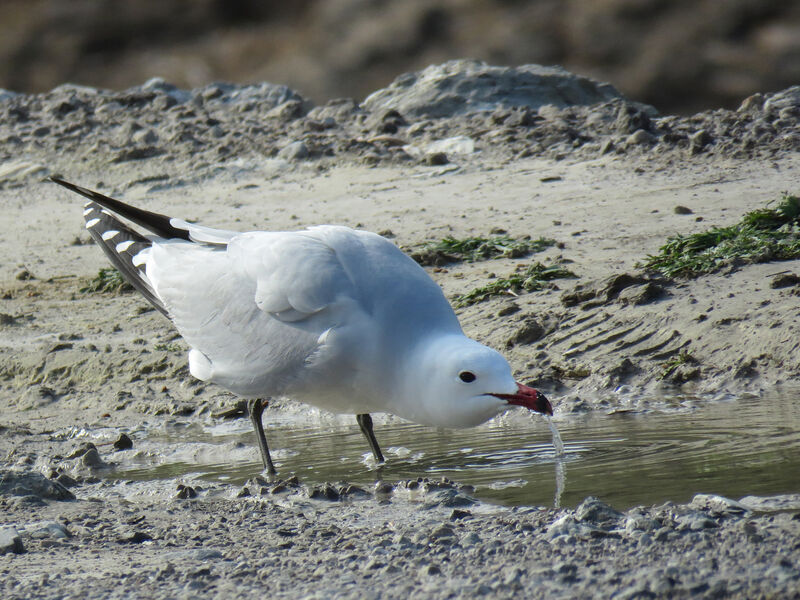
[115,391,800,509]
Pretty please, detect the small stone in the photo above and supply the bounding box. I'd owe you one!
[175,484,197,499]
[277,141,309,161]
[55,472,78,488]
[507,318,544,346]
[266,99,304,121]
[425,152,449,166]
[420,564,442,576]
[689,129,712,154]
[118,530,153,544]
[113,433,134,451]
[429,524,456,540]
[576,496,624,528]
[80,447,106,468]
[600,139,615,154]
[770,273,800,289]
[689,493,750,516]
[0,469,75,501]
[28,521,71,539]
[738,93,765,112]
[131,129,159,145]
[497,302,520,317]
[308,483,340,501]
[450,509,472,520]
[15,268,33,280]
[364,558,385,571]
[673,205,693,215]
[617,282,665,306]
[626,129,655,146]
[0,527,25,555]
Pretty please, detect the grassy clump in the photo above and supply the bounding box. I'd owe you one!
[455,262,577,307]
[659,351,695,379]
[643,193,800,278]
[412,235,556,266]
[80,268,133,294]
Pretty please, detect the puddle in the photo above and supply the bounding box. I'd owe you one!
[110,391,800,509]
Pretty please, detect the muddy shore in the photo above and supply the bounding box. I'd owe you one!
[1,63,800,597]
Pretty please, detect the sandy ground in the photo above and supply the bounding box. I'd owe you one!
[2,69,800,597]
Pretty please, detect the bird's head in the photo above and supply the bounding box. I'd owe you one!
[399,335,552,427]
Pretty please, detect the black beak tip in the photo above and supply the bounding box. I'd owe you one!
[538,392,553,416]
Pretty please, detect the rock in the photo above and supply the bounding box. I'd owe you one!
[624,513,660,533]
[425,136,475,156]
[770,273,800,288]
[626,129,656,146]
[0,527,25,555]
[497,302,520,317]
[673,205,694,215]
[616,282,665,305]
[425,151,448,166]
[80,447,107,469]
[419,564,442,576]
[764,86,800,114]
[277,140,309,161]
[738,93,765,113]
[113,433,134,451]
[266,99,304,121]
[307,483,340,501]
[575,497,624,529]
[175,484,197,499]
[739,494,800,512]
[689,129,712,153]
[429,524,456,540]
[25,521,71,539]
[117,530,153,544]
[0,88,19,102]
[362,60,622,119]
[0,470,75,501]
[506,318,545,346]
[675,512,718,532]
[689,493,750,517]
[616,103,654,133]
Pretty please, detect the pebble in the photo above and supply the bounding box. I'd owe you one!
[0,526,25,555]
[0,469,75,501]
[113,433,134,451]
[278,140,309,161]
[626,129,656,146]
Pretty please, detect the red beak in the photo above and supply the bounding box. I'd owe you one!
[491,382,552,416]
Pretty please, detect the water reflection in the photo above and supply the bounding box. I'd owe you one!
[116,392,800,509]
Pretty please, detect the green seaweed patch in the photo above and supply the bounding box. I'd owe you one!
[643,193,800,278]
[659,351,696,380]
[455,262,577,307]
[80,268,133,294]
[412,235,556,266]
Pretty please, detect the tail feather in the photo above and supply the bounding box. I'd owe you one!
[51,176,190,241]
[82,202,169,316]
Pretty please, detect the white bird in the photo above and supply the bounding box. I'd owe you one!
[51,176,552,474]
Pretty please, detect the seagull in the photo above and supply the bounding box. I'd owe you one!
[51,176,552,475]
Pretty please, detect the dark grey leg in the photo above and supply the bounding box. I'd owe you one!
[248,398,276,476]
[356,413,385,464]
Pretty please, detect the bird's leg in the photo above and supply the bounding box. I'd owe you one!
[248,398,276,476]
[356,413,385,464]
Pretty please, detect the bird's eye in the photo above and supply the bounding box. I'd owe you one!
[459,371,476,383]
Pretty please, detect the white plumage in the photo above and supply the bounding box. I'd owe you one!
[51,176,552,473]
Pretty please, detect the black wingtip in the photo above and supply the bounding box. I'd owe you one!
[49,176,190,241]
